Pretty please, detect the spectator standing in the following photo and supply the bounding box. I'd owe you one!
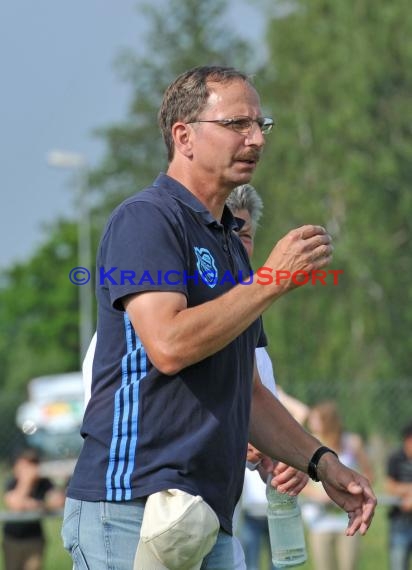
[302,401,374,570]
[2,448,65,570]
[385,422,412,570]
[227,184,309,570]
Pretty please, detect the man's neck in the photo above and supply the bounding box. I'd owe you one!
[166,164,233,222]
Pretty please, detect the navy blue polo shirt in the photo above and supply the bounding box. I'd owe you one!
[67,173,265,533]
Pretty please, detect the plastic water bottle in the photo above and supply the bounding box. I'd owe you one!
[266,475,307,567]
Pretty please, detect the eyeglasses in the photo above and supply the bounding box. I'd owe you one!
[187,116,274,135]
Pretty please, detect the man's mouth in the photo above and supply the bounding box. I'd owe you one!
[235,153,260,165]
[238,159,258,168]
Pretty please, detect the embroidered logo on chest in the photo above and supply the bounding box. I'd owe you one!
[194,247,218,288]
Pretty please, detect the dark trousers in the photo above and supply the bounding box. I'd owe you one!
[3,535,45,570]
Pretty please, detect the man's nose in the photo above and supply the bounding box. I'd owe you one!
[245,122,266,147]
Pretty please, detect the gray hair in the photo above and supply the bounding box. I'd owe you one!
[158,66,252,162]
[226,184,263,233]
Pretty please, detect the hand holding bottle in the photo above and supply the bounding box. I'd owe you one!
[266,474,308,567]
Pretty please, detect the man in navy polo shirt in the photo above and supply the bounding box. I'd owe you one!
[62,66,376,570]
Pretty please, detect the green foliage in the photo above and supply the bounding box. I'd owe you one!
[0,0,410,441]
[0,0,250,423]
[250,0,412,422]
[0,221,80,391]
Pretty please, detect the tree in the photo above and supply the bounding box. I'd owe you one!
[0,220,80,391]
[0,0,253,389]
[250,0,412,433]
[3,0,410,439]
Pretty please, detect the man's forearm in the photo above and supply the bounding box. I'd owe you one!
[249,382,321,474]
[125,275,282,375]
[125,225,332,375]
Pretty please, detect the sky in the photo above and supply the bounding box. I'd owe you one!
[0,0,264,270]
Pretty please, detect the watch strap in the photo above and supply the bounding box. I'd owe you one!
[308,446,338,482]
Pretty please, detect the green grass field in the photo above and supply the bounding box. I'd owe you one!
[0,456,390,570]
[42,518,73,570]
[0,505,389,570]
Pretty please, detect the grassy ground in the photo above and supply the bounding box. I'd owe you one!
[0,506,389,570]
[0,458,390,570]
[43,517,73,570]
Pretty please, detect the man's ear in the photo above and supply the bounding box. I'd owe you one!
[172,122,194,158]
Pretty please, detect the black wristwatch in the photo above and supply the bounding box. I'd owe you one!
[308,446,338,482]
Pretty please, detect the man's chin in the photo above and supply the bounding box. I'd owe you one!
[233,162,256,180]
[232,168,255,184]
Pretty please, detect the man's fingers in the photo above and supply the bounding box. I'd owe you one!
[272,465,309,495]
[299,225,327,240]
[361,494,378,529]
[346,510,363,536]
[293,227,333,265]
[344,480,377,535]
[346,509,372,536]
[273,462,290,476]
[346,480,364,495]
[277,475,308,496]
[301,232,332,252]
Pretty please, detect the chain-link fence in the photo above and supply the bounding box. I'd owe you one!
[285,378,411,438]
[0,379,409,474]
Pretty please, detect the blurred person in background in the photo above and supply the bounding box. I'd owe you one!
[226,184,309,426]
[227,184,310,569]
[385,421,412,570]
[301,401,374,570]
[2,448,65,570]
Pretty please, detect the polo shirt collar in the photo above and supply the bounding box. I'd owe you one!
[153,172,240,231]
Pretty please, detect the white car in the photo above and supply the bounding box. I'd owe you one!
[16,371,85,459]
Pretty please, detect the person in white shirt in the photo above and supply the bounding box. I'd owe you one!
[226,184,309,569]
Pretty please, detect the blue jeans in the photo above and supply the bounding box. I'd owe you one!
[238,514,275,570]
[389,517,412,570]
[62,498,246,570]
